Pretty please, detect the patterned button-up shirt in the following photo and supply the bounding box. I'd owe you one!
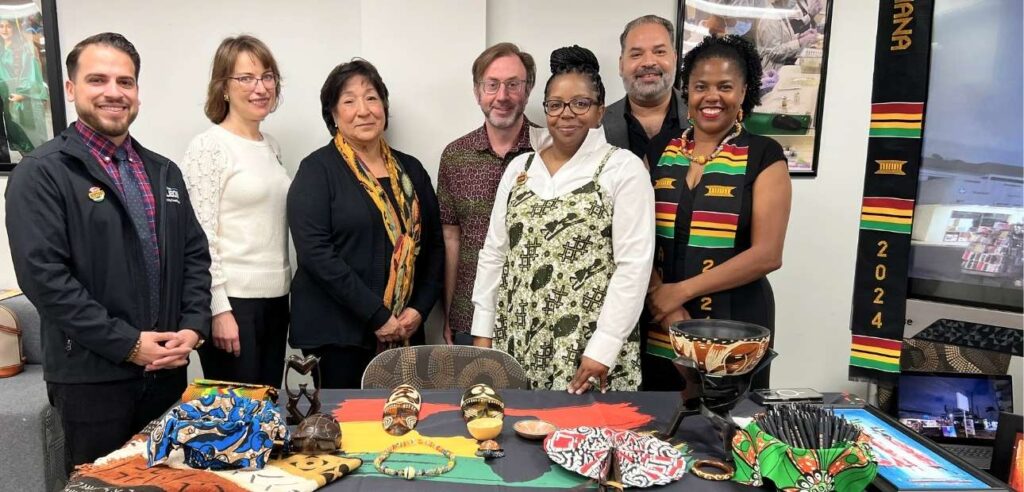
[436,119,534,334]
[75,120,159,251]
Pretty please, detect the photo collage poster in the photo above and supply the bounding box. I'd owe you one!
[677,0,831,175]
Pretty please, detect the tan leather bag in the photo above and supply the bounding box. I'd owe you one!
[0,305,25,377]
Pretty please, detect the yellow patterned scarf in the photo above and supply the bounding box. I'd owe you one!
[334,133,421,315]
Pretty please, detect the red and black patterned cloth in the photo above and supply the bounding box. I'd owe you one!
[436,121,533,335]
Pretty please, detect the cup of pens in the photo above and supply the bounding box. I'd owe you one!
[731,404,878,492]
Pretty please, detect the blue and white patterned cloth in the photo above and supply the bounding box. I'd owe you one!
[147,394,289,470]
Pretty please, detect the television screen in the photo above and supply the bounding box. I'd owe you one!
[898,373,1014,442]
[908,0,1023,311]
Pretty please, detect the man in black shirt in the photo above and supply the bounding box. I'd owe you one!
[603,15,688,163]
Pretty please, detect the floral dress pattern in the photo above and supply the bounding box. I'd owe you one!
[493,149,641,390]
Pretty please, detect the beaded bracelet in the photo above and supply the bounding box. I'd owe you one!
[374,438,456,480]
[125,338,142,363]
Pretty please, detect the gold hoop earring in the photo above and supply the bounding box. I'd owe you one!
[737,109,744,122]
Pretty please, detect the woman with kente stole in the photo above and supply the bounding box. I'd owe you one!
[472,46,655,393]
[646,35,791,391]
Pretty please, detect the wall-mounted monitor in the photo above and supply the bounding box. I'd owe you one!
[907,0,1023,315]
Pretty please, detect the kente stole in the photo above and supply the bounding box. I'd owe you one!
[647,132,749,358]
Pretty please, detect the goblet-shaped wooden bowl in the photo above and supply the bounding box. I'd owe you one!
[669,319,770,376]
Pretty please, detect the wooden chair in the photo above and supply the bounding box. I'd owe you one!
[361,345,529,390]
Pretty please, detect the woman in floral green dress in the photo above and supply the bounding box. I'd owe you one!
[0,18,49,152]
[471,46,654,393]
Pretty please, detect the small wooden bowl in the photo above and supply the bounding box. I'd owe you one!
[514,420,557,440]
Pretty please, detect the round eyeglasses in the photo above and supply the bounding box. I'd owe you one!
[542,98,595,116]
[227,73,278,90]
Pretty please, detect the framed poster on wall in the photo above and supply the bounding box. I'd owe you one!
[675,0,832,176]
[0,0,65,173]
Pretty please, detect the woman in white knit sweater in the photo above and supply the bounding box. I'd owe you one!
[181,36,291,387]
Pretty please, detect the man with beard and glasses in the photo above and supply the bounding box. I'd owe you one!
[436,43,537,345]
[604,15,688,163]
[5,32,211,471]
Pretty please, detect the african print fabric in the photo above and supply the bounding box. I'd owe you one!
[68,437,361,491]
[732,422,878,492]
[493,150,641,390]
[67,393,360,491]
[544,426,690,487]
[147,394,288,470]
[180,378,278,403]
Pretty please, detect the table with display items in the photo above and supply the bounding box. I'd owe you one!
[313,388,769,491]
[65,388,1004,491]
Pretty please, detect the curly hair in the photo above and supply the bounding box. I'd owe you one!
[679,35,762,116]
[544,45,605,105]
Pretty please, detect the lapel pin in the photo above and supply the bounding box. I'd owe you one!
[88,186,105,202]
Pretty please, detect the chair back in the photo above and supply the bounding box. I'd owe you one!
[361,345,529,390]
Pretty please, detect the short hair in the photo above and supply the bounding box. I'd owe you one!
[320,58,390,136]
[680,35,763,116]
[66,32,140,79]
[545,45,605,105]
[472,42,537,93]
[619,15,675,52]
[204,35,283,124]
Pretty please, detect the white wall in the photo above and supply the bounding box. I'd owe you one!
[769,0,875,396]
[55,0,363,175]
[487,0,676,124]
[0,0,1018,403]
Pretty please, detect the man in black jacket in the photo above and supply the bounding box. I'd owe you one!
[603,15,688,161]
[5,32,211,472]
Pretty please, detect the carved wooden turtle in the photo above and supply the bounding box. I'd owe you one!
[475,439,505,459]
[292,413,342,454]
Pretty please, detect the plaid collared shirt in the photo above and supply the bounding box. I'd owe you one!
[75,120,159,252]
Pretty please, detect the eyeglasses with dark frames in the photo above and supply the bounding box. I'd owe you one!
[542,98,595,116]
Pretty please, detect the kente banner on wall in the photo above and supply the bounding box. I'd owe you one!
[849,0,935,383]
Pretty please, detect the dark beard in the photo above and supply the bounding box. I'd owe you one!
[77,107,137,141]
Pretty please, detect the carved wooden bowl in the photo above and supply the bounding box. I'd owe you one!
[669,319,770,376]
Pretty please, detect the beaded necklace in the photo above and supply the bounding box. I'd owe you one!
[374,438,456,480]
[680,121,743,165]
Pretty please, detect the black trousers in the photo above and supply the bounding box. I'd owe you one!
[452,330,474,346]
[48,371,187,474]
[302,345,374,389]
[199,295,289,388]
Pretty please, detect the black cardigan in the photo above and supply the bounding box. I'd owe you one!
[287,142,444,350]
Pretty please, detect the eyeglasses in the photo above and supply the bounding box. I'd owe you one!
[542,98,595,116]
[480,79,527,94]
[227,73,278,90]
